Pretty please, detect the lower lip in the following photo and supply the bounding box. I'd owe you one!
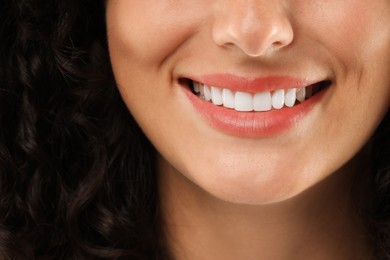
[183,86,326,138]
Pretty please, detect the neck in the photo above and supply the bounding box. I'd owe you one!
[157,154,373,260]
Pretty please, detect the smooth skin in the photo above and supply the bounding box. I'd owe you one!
[106,0,390,258]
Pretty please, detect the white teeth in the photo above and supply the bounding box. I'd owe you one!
[211,86,223,105]
[235,92,253,111]
[199,85,205,99]
[296,88,306,103]
[204,85,211,101]
[253,92,272,111]
[222,88,235,109]
[196,84,313,111]
[284,88,296,107]
[272,89,285,109]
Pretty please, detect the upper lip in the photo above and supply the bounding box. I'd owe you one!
[186,73,326,94]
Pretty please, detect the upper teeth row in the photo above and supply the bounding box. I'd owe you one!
[193,83,312,112]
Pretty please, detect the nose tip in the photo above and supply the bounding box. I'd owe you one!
[212,2,294,57]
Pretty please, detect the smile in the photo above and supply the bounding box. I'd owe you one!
[180,74,331,137]
[190,80,330,112]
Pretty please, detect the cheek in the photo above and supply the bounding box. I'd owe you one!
[298,0,390,63]
[106,1,207,69]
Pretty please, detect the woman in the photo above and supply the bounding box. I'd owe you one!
[0,0,389,259]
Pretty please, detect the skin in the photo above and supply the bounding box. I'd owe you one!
[106,0,390,258]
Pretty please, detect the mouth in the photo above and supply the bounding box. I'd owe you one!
[179,75,331,137]
[180,78,332,112]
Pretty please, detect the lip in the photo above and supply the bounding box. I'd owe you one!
[189,74,319,94]
[181,74,328,138]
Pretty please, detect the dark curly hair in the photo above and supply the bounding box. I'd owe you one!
[0,0,169,259]
[0,0,389,259]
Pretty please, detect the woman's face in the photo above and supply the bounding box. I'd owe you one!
[106,0,390,204]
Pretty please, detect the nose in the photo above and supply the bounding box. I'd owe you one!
[212,0,294,57]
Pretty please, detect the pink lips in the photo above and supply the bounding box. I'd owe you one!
[190,74,316,93]
[182,74,327,138]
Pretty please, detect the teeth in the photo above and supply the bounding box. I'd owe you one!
[222,88,235,109]
[204,85,211,101]
[284,88,296,108]
[235,92,253,111]
[193,82,201,93]
[253,92,272,112]
[296,88,306,103]
[272,89,285,109]
[195,84,314,111]
[211,86,223,105]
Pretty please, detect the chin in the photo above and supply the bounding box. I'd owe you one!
[185,164,314,206]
